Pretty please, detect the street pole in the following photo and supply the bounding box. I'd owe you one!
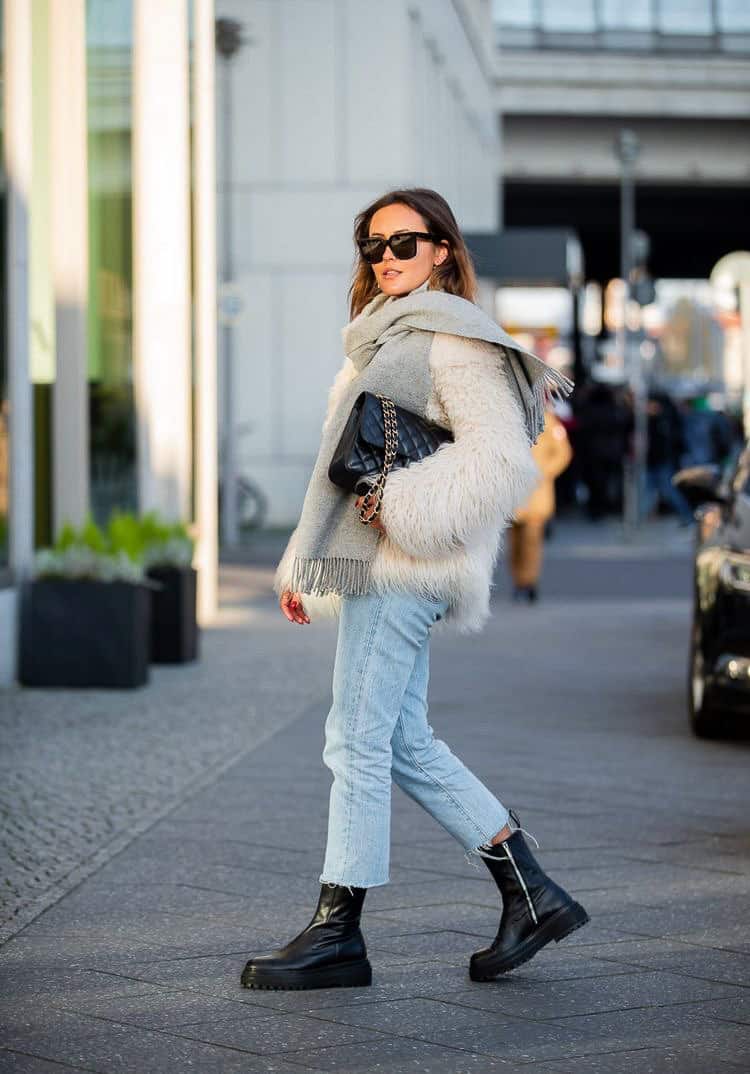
[216,18,243,548]
[614,129,645,536]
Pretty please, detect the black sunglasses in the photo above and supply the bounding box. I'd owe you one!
[357,231,439,264]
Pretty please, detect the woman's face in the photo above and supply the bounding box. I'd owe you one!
[367,203,448,297]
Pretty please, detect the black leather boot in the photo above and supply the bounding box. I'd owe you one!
[470,822,589,980]
[240,883,372,991]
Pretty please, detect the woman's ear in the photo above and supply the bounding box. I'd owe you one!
[434,241,449,267]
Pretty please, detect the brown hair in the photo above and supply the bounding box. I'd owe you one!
[348,188,478,319]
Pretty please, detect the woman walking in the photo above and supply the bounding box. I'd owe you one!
[509,406,573,603]
[240,188,589,992]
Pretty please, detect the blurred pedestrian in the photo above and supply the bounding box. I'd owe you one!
[681,393,734,469]
[240,188,588,993]
[576,382,630,520]
[643,389,693,525]
[509,408,572,603]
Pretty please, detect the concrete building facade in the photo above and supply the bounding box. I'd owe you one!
[214,0,502,526]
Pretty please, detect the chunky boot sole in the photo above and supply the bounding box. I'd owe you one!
[469,901,590,981]
[241,957,372,991]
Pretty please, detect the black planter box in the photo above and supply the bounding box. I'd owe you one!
[146,565,199,664]
[19,579,150,688]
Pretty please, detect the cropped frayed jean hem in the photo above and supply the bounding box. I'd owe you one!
[319,588,510,890]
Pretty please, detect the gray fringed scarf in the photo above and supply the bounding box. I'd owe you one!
[290,285,574,598]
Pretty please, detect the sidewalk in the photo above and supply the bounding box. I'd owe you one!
[2,539,749,1072]
[224,515,697,568]
[542,515,696,560]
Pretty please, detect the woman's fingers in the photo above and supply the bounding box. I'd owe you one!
[280,590,310,625]
[291,594,310,624]
[355,495,385,534]
[279,591,295,622]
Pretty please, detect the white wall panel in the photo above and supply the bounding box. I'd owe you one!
[223,0,276,185]
[343,1,412,186]
[230,272,275,463]
[279,0,338,183]
[279,272,347,455]
[241,189,379,270]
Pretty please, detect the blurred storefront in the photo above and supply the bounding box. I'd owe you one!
[0,0,218,684]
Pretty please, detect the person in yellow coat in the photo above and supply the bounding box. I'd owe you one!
[508,407,572,603]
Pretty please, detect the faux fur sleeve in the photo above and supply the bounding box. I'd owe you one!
[273,524,298,597]
[378,332,542,559]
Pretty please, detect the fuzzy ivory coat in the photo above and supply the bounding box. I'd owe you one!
[274,330,542,634]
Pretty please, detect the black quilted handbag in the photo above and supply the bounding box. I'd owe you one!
[328,390,453,526]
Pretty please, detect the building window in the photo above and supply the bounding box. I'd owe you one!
[717,0,750,32]
[600,0,653,30]
[0,0,8,569]
[656,1,713,35]
[493,0,749,49]
[491,0,536,29]
[86,0,136,524]
[541,0,597,32]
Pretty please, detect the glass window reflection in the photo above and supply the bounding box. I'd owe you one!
[491,0,536,30]
[0,0,7,568]
[717,0,750,31]
[600,0,653,30]
[493,0,750,42]
[657,0,713,34]
[541,0,597,32]
[86,0,137,523]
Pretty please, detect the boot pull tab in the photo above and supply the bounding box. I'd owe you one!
[508,809,540,849]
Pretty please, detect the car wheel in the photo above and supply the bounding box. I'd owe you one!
[688,614,726,738]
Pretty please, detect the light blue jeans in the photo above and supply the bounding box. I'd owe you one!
[320,588,510,888]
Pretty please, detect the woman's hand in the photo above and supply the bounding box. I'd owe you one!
[355,495,386,535]
[280,590,310,625]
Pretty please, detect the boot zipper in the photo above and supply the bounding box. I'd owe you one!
[503,842,538,925]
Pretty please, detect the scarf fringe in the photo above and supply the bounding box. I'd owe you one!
[291,555,372,597]
[528,365,575,445]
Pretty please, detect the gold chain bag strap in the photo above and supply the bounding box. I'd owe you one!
[358,395,398,527]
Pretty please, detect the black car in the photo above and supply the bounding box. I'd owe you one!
[673,444,750,738]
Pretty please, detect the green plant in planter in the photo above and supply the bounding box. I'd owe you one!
[127,511,198,664]
[33,516,146,584]
[33,511,195,582]
[107,510,147,565]
[135,511,194,569]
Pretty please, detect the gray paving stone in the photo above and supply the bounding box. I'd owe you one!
[368,929,488,960]
[49,985,259,1030]
[591,937,750,987]
[528,1045,745,1073]
[0,1053,94,1074]
[0,1006,317,1073]
[284,1035,517,1072]
[305,996,587,1063]
[362,903,504,938]
[537,1003,750,1058]
[163,1010,387,1056]
[427,969,743,1021]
